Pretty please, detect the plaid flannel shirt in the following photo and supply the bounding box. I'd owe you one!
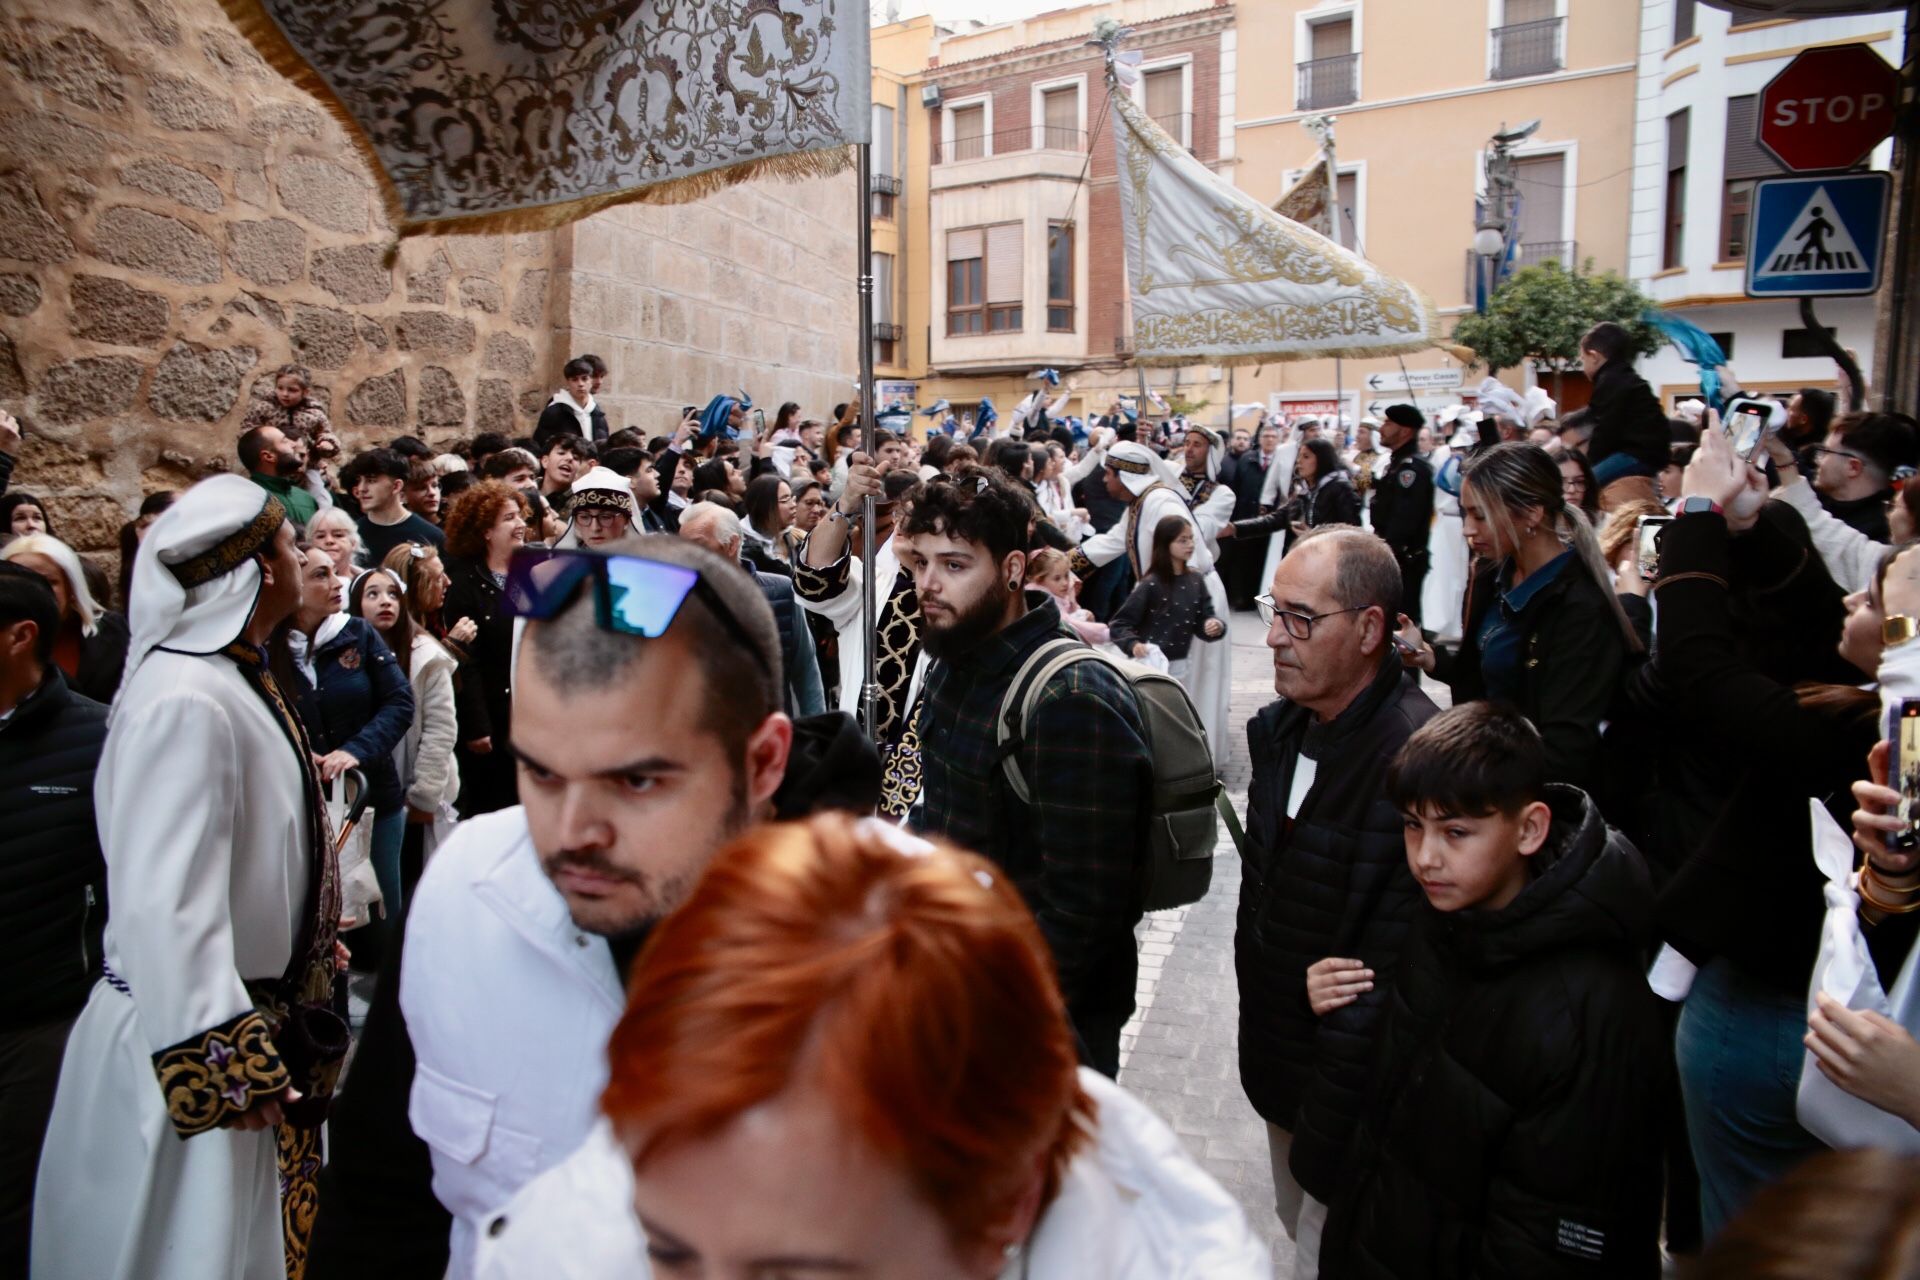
[917,593,1152,1004]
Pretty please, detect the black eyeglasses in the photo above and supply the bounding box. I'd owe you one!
[1807,445,1863,466]
[501,547,772,676]
[1253,594,1367,641]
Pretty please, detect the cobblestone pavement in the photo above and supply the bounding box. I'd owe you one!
[1117,609,1293,1274]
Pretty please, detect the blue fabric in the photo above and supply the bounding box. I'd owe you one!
[976,397,997,432]
[1476,551,1573,703]
[1647,311,1728,411]
[1592,451,1657,486]
[697,392,751,442]
[1675,957,1826,1243]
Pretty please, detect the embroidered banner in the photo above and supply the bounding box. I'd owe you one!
[1273,157,1335,240]
[219,0,869,235]
[1110,90,1459,367]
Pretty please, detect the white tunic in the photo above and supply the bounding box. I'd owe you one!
[792,532,930,724]
[1077,486,1233,767]
[33,650,311,1280]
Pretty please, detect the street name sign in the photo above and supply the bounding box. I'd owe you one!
[1363,369,1465,394]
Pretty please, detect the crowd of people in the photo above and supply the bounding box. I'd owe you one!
[3,322,1920,1280]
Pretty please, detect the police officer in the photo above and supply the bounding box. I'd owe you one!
[1370,404,1435,626]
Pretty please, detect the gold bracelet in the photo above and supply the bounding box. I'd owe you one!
[1859,861,1920,915]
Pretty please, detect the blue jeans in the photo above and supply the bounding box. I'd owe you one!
[1675,957,1826,1241]
[1592,452,1657,486]
[371,809,406,920]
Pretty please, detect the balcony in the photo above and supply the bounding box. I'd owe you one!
[872,322,904,343]
[1490,16,1563,80]
[1296,53,1359,110]
[869,172,903,196]
[933,125,1087,165]
[1463,240,1578,297]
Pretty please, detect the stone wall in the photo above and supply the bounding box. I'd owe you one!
[0,0,861,563]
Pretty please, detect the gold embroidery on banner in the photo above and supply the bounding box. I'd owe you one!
[151,1010,289,1137]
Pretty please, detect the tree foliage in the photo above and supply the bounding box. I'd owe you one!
[1452,259,1663,377]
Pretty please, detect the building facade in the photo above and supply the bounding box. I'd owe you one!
[1626,1,1904,409]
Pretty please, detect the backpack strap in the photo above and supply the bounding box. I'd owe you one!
[1214,790,1246,856]
[995,638,1103,804]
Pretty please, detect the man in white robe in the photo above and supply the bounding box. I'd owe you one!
[1068,442,1234,764]
[33,476,334,1280]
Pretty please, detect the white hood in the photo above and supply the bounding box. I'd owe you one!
[472,1070,1268,1280]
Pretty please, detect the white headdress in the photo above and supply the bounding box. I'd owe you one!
[1107,440,1184,497]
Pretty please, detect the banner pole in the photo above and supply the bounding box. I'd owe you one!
[856,142,879,737]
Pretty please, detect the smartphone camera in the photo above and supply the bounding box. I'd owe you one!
[1893,700,1920,851]
[1635,515,1672,582]
[1728,410,1768,463]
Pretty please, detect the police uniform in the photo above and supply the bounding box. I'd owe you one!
[1370,439,1435,626]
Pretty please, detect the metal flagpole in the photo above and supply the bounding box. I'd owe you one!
[856,141,879,737]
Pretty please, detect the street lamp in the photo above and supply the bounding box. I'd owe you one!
[1473,224,1507,259]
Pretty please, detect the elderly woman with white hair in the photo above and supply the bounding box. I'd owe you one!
[1,533,129,702]
[308,505,365,577]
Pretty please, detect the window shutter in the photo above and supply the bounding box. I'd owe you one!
[1513,154,1565,245]
[1310,17,1352,59]
[872,253,894,324]
[1723,96,1782,181]
[986,224,1023,303]
[1044,87,1077,137]
[948,228,982,262]
[872,104,895,177]
[1144,68,1183,122]
[1504,0,1553,23]
[1667,110,1689,171]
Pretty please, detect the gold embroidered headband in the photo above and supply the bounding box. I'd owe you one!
[1109,456,1152,476]
[169,496,287,589]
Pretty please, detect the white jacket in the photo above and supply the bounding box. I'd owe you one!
[1771,477,1881,594]
[473,1068,1269,1279]
[401,807,626,1278]
[398,633,460,814]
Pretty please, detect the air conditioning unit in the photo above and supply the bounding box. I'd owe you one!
[920,83,943,109]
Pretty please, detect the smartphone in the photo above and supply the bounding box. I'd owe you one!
[1892,700,1920,851]
[1635,515,1673,581]
[1727,408,1769,462]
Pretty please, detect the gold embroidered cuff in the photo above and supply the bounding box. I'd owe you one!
[152,1009,289,1137]
[790,544,849,604]
[1068,547,1096,580]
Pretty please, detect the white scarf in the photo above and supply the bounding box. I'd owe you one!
[549,390,597,436]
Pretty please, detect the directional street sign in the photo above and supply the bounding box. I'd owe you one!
[1367,393,1458,420]
[1745,172,1889,298]
[1363,369,1464,394]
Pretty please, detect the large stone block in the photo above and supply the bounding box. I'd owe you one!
[16,434,105,487]
[147,74,237,132]
[458,276,503,313]
[406,249,451,304]
[311,243,392,305]
[200,28,272,81]
[248,102,324,141]
[345,368,406,427]
[394,312,475,357]
[0,110,109,170]
[275,156,367,234]
[93,206,219,284]
[129,0,180,45]
[417,365,465,427]
[34,355,143,424]
[357,316,389,353]
[70,274,169,347]
[0,174,75,265]
[0,333,25,398]
[0,275,43,317]
[39,492,126,552]
[120,158,223,214]
[3,24,126,113]
[227,218,306,286]
[147,342,254,421]
[443,236,505,274]
[483,332,534,377]
[225,291,285,330]
[290,305,357,369]
[476,379,516,431]
[510,268,549,328]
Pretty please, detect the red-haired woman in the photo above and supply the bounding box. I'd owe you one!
[441,480,528,816]
[474,815,1268,1279]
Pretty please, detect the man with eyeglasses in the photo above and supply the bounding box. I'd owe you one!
[1236,527,1438,1278]
[558,467,635,549]
[1805,411,1920,543]
[305,536,867,1278]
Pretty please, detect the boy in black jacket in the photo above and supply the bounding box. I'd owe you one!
[1580,321,1670,497]
[1321,702,1666,1280]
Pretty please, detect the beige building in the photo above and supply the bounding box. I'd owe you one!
[1230,0,1640,425]
[0,0,856,566]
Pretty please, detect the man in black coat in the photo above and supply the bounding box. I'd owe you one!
[1236,528,1438,1273]
[1369,405,1435,627]
[1222,420,1282,608]
[0,564,108,1274]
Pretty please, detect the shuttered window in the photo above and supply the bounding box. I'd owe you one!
[1311,17,1352,59]
[1503,0,1553,22]
[1042,86,1078,149]
[1144,67,1186,144]
[947,226,1021,335]
[1664,109,1688,270]
[1047,222,1074,332]
[946,230,982,335]
[1720,95,1783,261]
[985,223,1023,332]
[950,104,985,161]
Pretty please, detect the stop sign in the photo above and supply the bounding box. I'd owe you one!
[1758,43,1899,172]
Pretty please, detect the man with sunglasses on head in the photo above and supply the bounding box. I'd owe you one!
[1805,411,1920,543]
[308,537,799,1279]
[1235,526,1438,1278]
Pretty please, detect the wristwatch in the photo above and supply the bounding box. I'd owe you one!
[1677,496,1723,516]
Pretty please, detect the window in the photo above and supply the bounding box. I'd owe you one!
[1047,222,1074,332]
[871,102,896,220]
[1673,0,1695,43]
[1720,95,1784,262]
[1298,16,1358,110]
[872,252,896,365]
[1332,170,1359,248]
[1724,2,1777,27]
[950,103,986,161]
[1041,85,1079,149]
[1492,0,1562,80]
[1708,331,1735,359]
[1143,66,1188,146]
[1783,326,1837,360]
[1663,110,1688,270]
[947,225,1022,336]
[1512,153,1568,264]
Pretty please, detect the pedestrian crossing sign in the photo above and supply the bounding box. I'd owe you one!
[1745,172,1889,298]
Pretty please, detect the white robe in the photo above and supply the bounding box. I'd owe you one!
[1257,441,1302,591]
[34,650,312,1280]
[1422,446,1468,644]
[1077,486,1233,767]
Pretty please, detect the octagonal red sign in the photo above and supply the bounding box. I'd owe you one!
[1758,43,1899,173]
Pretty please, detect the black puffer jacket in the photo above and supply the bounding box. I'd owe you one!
[1585,358,1670,476]
[1235,654,1438,1198]
[1321,787,1666,1280]
[0,669,108,1029]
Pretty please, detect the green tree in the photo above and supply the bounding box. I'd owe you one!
[1452,259,1662,402]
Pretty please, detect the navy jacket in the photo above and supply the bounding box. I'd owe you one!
[290,616,415,815]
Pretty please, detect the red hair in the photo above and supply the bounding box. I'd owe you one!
[601,815,1094,1253]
